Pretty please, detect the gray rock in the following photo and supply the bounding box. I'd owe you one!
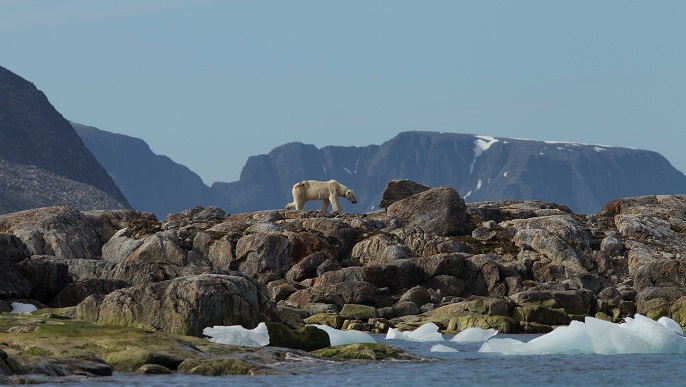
[235,233,290,276]
[0,206,103,260]
[379,179,431,208]
[351,233,411,265]
[77,273,278,336]
[399,286,432,306]
[102,235,143,264]
[50,278,129,308]
[387,186,470,236]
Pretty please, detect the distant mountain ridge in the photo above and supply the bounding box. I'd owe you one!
[212,131,686,214]
[75,127,686,217]
[73,123,211,218]
[0,66,130,214]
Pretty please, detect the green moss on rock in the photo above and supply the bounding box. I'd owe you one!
[312,343,423,361]
[266,322,330,351]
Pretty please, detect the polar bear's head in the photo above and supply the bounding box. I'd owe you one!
[345,189,358,204]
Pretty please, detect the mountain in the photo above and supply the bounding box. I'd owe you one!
[0,66,130,214]
[211,132,686,214]
[73,123,212,219]
[73,126,686,217]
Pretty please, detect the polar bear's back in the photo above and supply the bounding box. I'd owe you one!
[294,180,338,200]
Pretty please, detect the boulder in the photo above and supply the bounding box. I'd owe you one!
[235,233,289,276]
[398,286,432,306]
[387,186,470,236]
[77,273,278,336]
[0,233,30,263]
[15,255,70,304]
[0,257,33,299]
[101,234,143,264]
[510,288,596,316]
[265,322,330,351]
[351,234,411,265]
[0,206,103,260]
[50,278,129,308]
[285,250,333,282]
[339,304,378,320]
[379,179,431,208]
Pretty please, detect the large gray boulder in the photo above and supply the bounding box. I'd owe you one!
[0,206,103,260]
[235,233,290,276]
[379,179,430,208]
[76,273,278,336]
[387,186,470,236]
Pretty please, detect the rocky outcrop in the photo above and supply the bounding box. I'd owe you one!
[2,182,686,339]
[77,273,278,336]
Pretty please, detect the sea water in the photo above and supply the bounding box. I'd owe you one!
[41,333,686,387]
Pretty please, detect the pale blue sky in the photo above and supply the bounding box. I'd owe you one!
[2,0,685,184]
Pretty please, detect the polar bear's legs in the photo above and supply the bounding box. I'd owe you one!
[320,199,330,212]
[330,194,343,213]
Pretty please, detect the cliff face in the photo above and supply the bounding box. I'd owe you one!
[0,66,130,214]
[73,123,211,219]
[212,132,686,214]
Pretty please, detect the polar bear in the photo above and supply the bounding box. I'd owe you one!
[285,179,357,213]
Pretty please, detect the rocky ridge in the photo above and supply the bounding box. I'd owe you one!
[2,180,686,380]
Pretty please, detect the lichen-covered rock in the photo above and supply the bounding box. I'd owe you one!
[339,304,377,320]
[312,343,424,361]
[76,273,278,336]
[0,206,103,260]
[265,322,330,351]
[50,278,129,308]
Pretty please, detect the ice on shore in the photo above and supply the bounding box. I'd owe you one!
[386,322,444,342]
[10,302,37,314]
[430,344,459,353]
[203,322,270,347]
[479,314,686,355]
[450,327,498,343]
[308,324,376,346]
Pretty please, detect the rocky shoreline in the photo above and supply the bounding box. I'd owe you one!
[2,179,686,382]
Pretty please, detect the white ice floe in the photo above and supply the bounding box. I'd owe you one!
[479,314,686,355]
[430,344,459,353]
[10,302,37,314]
[309,324,376,346]
[450,327,498,343]
[203,322,270,347]
[386,322,444,342]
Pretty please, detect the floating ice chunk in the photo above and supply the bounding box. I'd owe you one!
[203,322,270,347]
[10,302,37,314]
[430,344,459,353]
[309,324,376,346]
[386,322,444,342]
[659,316,684,335]
[450,327,498,343]
[479,315,686,355]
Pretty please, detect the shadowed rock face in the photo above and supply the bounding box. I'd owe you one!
[2,182,686,338]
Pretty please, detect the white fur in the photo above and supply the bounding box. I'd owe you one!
[285,179,357,213]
